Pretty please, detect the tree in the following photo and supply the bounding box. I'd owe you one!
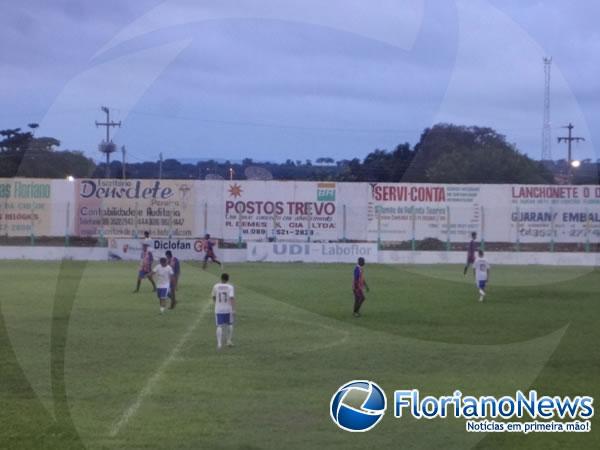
[11,150,95,178]
[162,158,182,177]
[389,143,414,180]
[0,126,95,177]
[404,124,554,184]
[362,149,393,181]
[1,127,59,152]
[337,158,364,181]
[28,123,39,135]
[356,143,415,181]
[0,128,33,152]
[316,157,335,165]
[28,137,60,152]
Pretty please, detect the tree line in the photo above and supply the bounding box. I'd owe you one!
[2,123,595,184]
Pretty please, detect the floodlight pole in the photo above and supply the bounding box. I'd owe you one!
[557,123,585,183]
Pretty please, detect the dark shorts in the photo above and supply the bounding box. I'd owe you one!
[353,289,365,302]
[157,287,169,300]
[478,280,487,290]
[138,270,150,279]
[215,313,232,326]
[466,256,475,265]
[204,251,216,261]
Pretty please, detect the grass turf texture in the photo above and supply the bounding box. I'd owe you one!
[0,261,598,449]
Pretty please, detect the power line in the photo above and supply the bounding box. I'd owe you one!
[2,106,574,136]
[126,109,423,135]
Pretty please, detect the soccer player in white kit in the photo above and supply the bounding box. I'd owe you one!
[474,250,490,302]
[212,273,236,349]
[153,257,174,313]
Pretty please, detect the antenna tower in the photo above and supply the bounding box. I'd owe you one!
[541,57,553,160]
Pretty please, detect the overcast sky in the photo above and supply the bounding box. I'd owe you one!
[2,0,598,163]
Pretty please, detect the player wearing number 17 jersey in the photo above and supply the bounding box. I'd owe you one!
[211,273,236,350]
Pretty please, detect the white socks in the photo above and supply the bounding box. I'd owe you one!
[217,325,234,348]
[227,325,234,344]
[216,326,223,348]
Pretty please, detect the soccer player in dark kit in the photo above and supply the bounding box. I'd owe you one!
[463,231,478,276]
[202,234,222,270]
[165,250,180,309]
[353,257,369,317]
[134,243,156,293]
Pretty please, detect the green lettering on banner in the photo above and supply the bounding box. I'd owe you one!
[13,181,51,199]
[0,183,11,198]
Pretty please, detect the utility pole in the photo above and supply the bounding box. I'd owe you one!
[95,106,121,178]
[557,123,585,183]
[159,152,163,179]
[121,146,126,179]
[541,57,552,161]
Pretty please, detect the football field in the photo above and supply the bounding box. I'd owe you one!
[0,260,598,449]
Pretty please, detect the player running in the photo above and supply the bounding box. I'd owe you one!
[211,273,235,349]
[353,257,369,317]
[134,243,156,293]
[165,250,180,309]
[463,232,478,276]
[474,250,490,302]
[202,234,222,270]
[153,257,174,314]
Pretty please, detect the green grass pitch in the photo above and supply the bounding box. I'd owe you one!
[0,260,598,449]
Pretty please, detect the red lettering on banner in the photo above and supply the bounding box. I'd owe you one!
[372,185,446,202]
[226,201,335,216]
[511,186,580,199]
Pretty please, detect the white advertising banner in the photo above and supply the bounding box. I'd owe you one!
[247,242,379,263]
[366,183,600,244]
[108,238,209,261]
[75,179,197,238]
[2,178,599,245]
[366,183,486,242]
[510,185,600,243]
[0,178,73,236]
[218,181,340,242]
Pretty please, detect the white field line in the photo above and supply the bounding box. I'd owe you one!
[284,318,350,355]
[109,299,212,437]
